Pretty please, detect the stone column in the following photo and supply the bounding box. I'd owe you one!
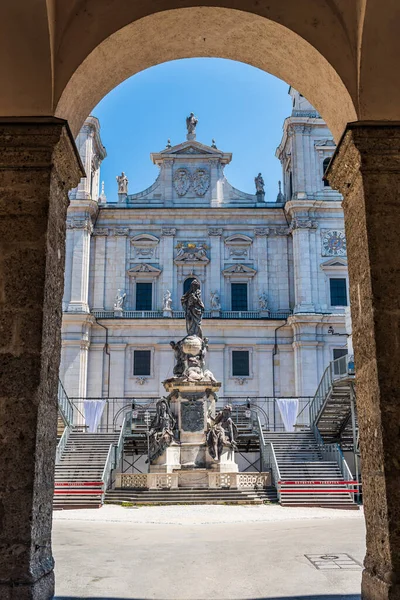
[161,228,176,308]
[254,228,269,311]
[67,215,93,313]
[0,118,83,599]
[291,219,317,313]
[208,228,223,312]
[327,122,400,600]
[92,229,108,310]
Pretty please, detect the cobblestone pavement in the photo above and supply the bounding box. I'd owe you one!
[54,505,365,600]
[53,503,364,525]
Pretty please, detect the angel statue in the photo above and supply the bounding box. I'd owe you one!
[113,289,126,310]
[186,112,198,135]
[255,173,265,194]
[181,279,204,338]
[206,404,238,461]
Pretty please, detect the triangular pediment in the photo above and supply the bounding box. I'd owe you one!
[127,264,162,277]
[161,140,221,156]
[222,264,257,277]
[320,257,347,269]
[151,140,232,165]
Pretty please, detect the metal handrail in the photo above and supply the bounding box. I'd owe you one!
[101,414,128,501]
[57,379,74,426]
[55,425,71,465]
[251,411,281,499]
[311,423,355,494]
[309,354,355,426]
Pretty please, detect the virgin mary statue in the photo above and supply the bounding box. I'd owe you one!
[181,280,204,338]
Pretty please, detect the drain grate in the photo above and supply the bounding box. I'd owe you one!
[305,553,362,570]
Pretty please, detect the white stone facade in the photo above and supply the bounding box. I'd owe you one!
[60,93,349,424]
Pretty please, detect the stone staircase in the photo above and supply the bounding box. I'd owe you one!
[54,432,119,509]
[105,486,278,505]
[315,380,357,450]
[265,431,358,509]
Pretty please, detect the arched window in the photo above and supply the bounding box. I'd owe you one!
[183,277,197,294]
[323,157,331,187]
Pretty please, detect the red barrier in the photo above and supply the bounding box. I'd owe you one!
[280,489,359,494]
[279,481,361,486]
[55,481,103,487]
[54,489,103,495]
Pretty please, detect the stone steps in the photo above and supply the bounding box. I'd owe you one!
[104,486,278,506]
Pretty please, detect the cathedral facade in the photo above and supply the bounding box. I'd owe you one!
[60,89,349,423]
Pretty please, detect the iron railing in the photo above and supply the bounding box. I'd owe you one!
[309,354,355,426]
[251,411,281,499]
[55,425,72,465]
[91,309,291,320]
[101,414,129,499]
[69,396,313,434]
[57,379,74,426]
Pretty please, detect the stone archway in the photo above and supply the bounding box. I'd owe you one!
[1,3,400,599]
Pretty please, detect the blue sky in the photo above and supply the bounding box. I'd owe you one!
[93,58,292,202]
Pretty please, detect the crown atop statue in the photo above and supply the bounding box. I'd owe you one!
[186,112,198,140]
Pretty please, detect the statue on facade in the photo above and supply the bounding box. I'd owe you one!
[116,171,128,195]
[258,292,269,310]
[148,398,177,462]
[163,290,172,311]
[206,404,238,460]
[114,289,126,310]
[181,279,204,338]
[186,112,198,135]
[255,173,265,195]
[210,290,221,310]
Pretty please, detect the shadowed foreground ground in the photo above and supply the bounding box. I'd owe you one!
[53,505,365,600]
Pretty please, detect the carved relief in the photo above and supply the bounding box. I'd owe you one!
[173,168,191,196]
[192,169,210,196]
[181,401,204,432]
[208,228,223,236]
[175,242,209,264]
[162,228,177,236]
[290,218,318,230]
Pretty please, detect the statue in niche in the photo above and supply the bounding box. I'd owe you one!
[210,291,221,310]
[113,289,126,310]
[163,290,172,311]
[255,173,265,194]
[116,171,128,194]
[258,292,269,310]
[186,112,198,135]
[148,398,177,462]
[206,404,238,461]
[181,279,204,338]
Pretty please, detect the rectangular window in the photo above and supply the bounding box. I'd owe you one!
[232,350,250,377]
[133,350,151,376]
[231,283,248,311]
[333,348,348,375]
[329,278,347,306]
[136,282,152,310]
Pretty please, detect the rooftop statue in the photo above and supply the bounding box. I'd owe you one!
[255,172,265,195]
[186,112,198,136]
[181,279,204,338]
[116,171,128,195]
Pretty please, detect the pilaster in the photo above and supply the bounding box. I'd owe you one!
[0,118,83,599]
[327,122,400,600]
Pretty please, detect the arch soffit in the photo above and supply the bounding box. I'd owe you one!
[55,7,357,140]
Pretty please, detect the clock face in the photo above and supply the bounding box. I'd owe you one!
[322,230,347,256]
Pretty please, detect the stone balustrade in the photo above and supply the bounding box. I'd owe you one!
[115,471,271,490]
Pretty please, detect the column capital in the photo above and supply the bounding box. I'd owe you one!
[327,121,400,195]
[208,227,223,236]
[161,227,176,236]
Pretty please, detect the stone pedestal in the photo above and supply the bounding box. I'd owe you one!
[328,122,400,600]
[0,118,83,599]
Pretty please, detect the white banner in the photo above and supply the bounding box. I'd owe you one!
[84,400,107,433]
[276,398,299,432]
